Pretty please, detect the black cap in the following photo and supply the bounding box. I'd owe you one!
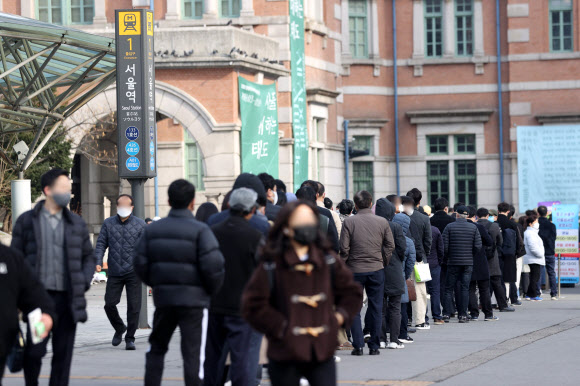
[456,206,469,215]
[232,173,267,207]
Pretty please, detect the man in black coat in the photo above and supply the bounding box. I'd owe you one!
[134,179,225,386]
[497,202,524,306]
[0,244,55,383]
[204,188,264,386]
[538,205,558,299]
[94,194,146,350]
[11,168,95,386]
[375,199,407,348]
[442,206,482,323]
[430,197,456,234]
[467,207,496,321]
[404,190,432,262]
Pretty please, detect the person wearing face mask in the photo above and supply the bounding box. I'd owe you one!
[258,173,281,221]
[94,194,146,350]
[523,214,545,301]
[242,201,361,385]
[134,179,225,386]
[11,168,95,386]
[386,194,404,214]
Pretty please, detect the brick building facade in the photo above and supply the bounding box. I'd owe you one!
[3,0,579,231]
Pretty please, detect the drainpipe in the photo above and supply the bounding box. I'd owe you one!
[392,0,400,195]
[344,120,350,200]
[496,0,505,202]
[151,0,159,217]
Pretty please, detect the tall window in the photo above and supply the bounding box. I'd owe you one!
[353,162,373,196]
[185,129,205,191]
[427,161,449,204]
[349,0,368,58]
[425,0,443,57]
[221,0,240,17]
[455,0,473,56]
[38,0,94,24]
[183,0,204,19]
[550,0,573,52]
[456,160,477,205]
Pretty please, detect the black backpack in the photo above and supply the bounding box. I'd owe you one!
[501,228,517,256]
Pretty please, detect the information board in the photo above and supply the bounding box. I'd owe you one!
[555,256,580,285]
[517,125,580,212]
[116,9,156,178]
[289,0,308,192]
[553,204,579,254]
[238,77,279,177]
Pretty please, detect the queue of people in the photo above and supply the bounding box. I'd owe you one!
[0,168,561,386]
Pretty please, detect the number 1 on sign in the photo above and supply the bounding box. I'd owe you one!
[128,38,132,51]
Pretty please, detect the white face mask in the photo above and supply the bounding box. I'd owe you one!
[272,191,278,205]
[398,204,404,213]
[404,207,414,216]
[532,223,539,230]
[117,207,132,218]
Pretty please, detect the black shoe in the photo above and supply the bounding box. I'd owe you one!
[500,306,515,312]
[369,349,380,356]
[408,327,417,334]
[112,325,127,347]
[458,316,469,323]
[351,348,364,356]
[512,300,523,306]
[442,315,450,323]
[450,312,457,318]
[491,303,499,309]
[125,341,136,351]
[469,315,479,321]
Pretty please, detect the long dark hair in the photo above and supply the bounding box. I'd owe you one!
[261,200,332,262]
[525,213,538,229]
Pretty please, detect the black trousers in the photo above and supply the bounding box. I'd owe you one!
[104,272,142,342]
[489,275,509,310]
[23,291,77,386]
[383,295,402,343]
[0,354,5,384]
[527,264,541,298]
[145,307,204,386]
[204,313,253,386]
[468,279,493,318]
[268,358,335,386]
[398,302,408,339]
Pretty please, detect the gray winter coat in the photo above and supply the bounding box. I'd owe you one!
[95,214,146,277]
[442,218,482,266]
[393,213,417,303]
[375,199,406,297]
[478,219,503,276]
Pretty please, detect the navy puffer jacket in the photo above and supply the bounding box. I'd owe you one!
[95,214,146,276]
[442,218,482,266]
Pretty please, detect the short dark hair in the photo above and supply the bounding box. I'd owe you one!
[40,168,69,195]
[537,205,548,217]
[467,206,477,219]
[433,197,449,212]
[401,196,415,206]
[476,208,489,218]
[509,205,516,218]
[386,194,399,204]
[338,199,354,215]
[453,202,465,211]
[406,188,422,206]
[295,186,317,203]
[318,182,325,196]
[195,202,218,223]
[323,197,332,209]
[116,194,134,206]
[300,180,320,195]
[274,179,287,193]
[525,209,537,217]
[498,202,510,213]
[168,179,196,209]
[257,173,275,191]
[145,218,153,223]
[354,190,372,209]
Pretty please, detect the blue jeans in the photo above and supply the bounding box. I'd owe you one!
[351,270,384,350]
[247,330,263,386]
[444,265,473,318]
[545,255,557,297]
[426,265,442,320]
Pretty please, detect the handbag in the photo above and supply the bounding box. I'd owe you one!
[414,262,432,283]
[406,279,417,302]
[6,328,25,373]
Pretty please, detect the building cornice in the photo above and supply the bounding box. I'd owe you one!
[406,109,494,124]
[535,113,580,124]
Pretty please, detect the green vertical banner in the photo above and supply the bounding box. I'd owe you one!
[238,77,279,177]
[289,0,308,192]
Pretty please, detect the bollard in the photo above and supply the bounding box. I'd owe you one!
[557,253,561,299]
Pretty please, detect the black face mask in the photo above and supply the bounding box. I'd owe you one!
[292,225,319,246]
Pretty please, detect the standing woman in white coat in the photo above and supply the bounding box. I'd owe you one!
[523,214,545,301]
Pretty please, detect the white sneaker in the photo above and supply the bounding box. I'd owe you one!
[379,341,387,349]
[551,296,558,300]
[333,356,341,363]
[387,341,405,349]
[300,378,310,386]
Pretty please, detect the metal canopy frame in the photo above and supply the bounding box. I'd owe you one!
[0,13,116,174]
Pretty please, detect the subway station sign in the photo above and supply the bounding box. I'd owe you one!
[116,9,156,178]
